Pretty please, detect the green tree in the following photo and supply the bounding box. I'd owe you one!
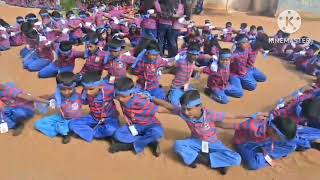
[60,0,76,11]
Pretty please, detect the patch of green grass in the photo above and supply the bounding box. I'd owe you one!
[60,0,76,11]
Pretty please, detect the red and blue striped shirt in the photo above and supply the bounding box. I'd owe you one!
[82,83,117,120]
[247,47,259,68]
[0,82,34,110]
[104,54,136,80]
[121,95,160,126]
[36,40,54,61]
[134,57,169,91]
[271,88,320,125]
[54,50,84,68]
[174,107,225,143]
[67,18,84,38]
[172,59,195,87]
[59,92,83,119]
[204,67,230,90]
[230,48,249,76]
[233,117,269,145]
[80,49,106,75]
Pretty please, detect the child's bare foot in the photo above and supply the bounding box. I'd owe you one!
[109,142,133,153]
[149,142,161,157]
[62,135,71,144]
[216,167,229,175]
[12,123,24,136]
[311,139,320,150]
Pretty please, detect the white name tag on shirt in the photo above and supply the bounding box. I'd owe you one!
[264,155,273,166]
[0,121,9,134]
[129,125,138,136]
[95,57,100,63]
[71,103,79,110]
[109,76,115,84]
[62,28,69,34]
[85,22,92,27]
[184,83,189,91]
[201,141,209,153]
[49,99,56,109]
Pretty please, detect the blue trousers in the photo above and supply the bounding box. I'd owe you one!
[142,29,157,40]
[175,138,242,168]
[3,107,34,129]
[168,86,195,106]
[114,124,164,154]
[211,86,244,104]
[0,46,10,51]
[236,140,296,170]
[23,51,37,68]
[35,114,71,138]
[295,126,320,150]
[157,23,173,56]
[26,57,51,72]
[169,29,180,57]
[20,47,31,58]
[38,62,74,78]
[69,115,120,142]
[248,67,267,82]
[69,34,82,44]
[148,87,167,100]
[209,77,244,104]
[239,68,267,91]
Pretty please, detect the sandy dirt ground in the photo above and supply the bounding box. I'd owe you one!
[0,4,320,180]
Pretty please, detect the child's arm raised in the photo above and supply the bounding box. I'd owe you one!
[17,93,48,103]
[152,98,175,114]
[224,112,268,119]
[215,121,238,130]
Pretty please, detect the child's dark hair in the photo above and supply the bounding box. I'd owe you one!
[82,71,102,84]
[16,16,24,23]
[187,43,201,52]
[114,77,135,91]
[26,30,39,40]
[59,41,73,52]
[133,37,153,56]
[219,48,231,56]
[203,38,221,54]
[0,19,10,28]
[256,33,272,50]
[108,38,122,49]
[146,40,160,51]
[21,22,33,33]
[66,11,75,18]
[84,32,99,44]
[251,40,264,51]
[51,11,62,19]
[25,13,38,23]
[226,22,232,27]
[250,25,257,30]
[240,23,248,29]
[180,90,201,107]
[273,116,297,140]
[257,26,264,31]
[301,98,320,122]
[56,72,75,86]
[25,13,36,19]
[235,34,248,43]
[39,9,48,15]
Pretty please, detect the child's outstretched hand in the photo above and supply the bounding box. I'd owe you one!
[0,100,5,110]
